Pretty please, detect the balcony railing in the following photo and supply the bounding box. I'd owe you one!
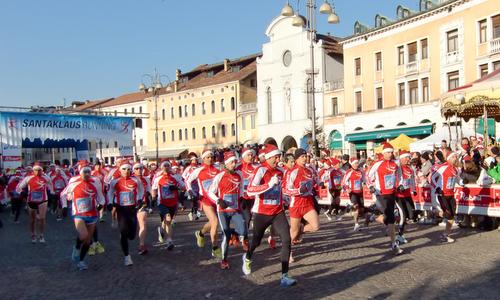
[239,103,257,113]
[445,50,461,65]
[406,61,418,74]
[490,37,500,54]
[324,79,344,92]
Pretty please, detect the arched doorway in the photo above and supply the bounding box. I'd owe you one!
[281,136,298,152]
[263,137,278,147]
[328,130,342,151]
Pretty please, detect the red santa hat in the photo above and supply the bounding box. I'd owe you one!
[330,158,340,166]
[350,157,359,165]
[33,162,43,171]
[171,160,180,169]
[382,142,394,153]
[76,160,91,174]
[133,162,144,169]
[258,149,266,159]
[224,151,238,165]
[470,136,477,141]
[263,144,281,159]
[477,136,484,143]
[322,159,331,168]
[399,150,411,159]
[241,147,255,158]
[201,148,213,159]
[119,160,132,170]
[160,159,171,168]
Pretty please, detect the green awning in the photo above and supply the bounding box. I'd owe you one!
[476,118,495,136]
[345,125,433,142]
[328,130,343,150]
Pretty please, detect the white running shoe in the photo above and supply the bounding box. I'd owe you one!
[38,236,46,243]
[188,212,193,221]
[242,253,251,275]
[353,223,361,232]
[392,243,403,255]
[396,234,408,244]
[77,261,88,271]
[157,226,164,243]
[124,255,133,266]
[323,211,332,221]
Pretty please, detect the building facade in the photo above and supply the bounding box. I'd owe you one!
[324,0,500,157]
[257,15,343,152]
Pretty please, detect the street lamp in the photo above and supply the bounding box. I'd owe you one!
[140,69,172,165]
[281,0,339,157]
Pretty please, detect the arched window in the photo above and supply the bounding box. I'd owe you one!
[202,102,206,115]
[231,97,235,110]
[397,122,407,126]
[202,127,206,139]
[192,103,196,116]
[185,128,188,140]
[192,128,196,139]
[231,123,236,136]
[178,106,182,118]
[179,129,183,141]
[221,99,225,112]
[354,127,364,131]
[162,131,166,143]
[420,119,432,124]
[171,130,175,141]
[171,107,174,119]
[211,126,216,138]
[266,87,272,124]
[221,124,226,137]
[184,105,188,117]
[211,101,216,114]
[162,109,165,120]
[375,124,384,129]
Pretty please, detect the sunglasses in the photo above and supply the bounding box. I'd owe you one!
[121,168,131,171]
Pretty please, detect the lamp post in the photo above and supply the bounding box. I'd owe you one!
[139,69,172,165]
[281,0,339,157]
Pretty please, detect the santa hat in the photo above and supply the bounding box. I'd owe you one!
[160,160,171,168]
[14,169,22,176]
[382,142,394,153]
[322,159,331,168]
[470,136,477,141]
[171,161,180,169]
[443,150,457,161]
[258,149,266,159]
[350,157,359,165]
[201,148,213,159]
[462,155,472,162]
[461,144,470,152]
[33,162,43,171]
[133,162,144,169]
[241,147,255,158]
[399,150,411,159]
[119,161,132,170]
[224,151,238,165]
[148,161,157,166]
[477,137,484,143]
[264,144,281,159]
[330,158,340,166]
[76,160,91,174]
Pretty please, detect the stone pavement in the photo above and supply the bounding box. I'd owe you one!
[1,208,500,300]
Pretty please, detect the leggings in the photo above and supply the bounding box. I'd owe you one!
[190,195,199,215]
[327,190,341,214]
[117,206,138,256]
[241,199,255,229]
[246,212,291,275]
[11,196,23,221]
[218,211,247,260]
[396,197,415,235]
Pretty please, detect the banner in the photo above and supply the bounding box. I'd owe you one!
[1,143,22,169]
[455,185,500,217]
[0,111,134,146]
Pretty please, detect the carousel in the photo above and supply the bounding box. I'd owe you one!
[441,68,500,151]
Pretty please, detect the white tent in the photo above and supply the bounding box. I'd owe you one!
[410,126,482,153]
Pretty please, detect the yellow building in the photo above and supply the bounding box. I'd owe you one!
[324,0,500,156]
[144,54,259,158]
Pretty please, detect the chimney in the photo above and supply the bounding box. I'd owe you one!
[224,59,230,72]
[175,69,181,81]
[174,80,178,92]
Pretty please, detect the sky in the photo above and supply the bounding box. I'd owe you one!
[0,0,419,107]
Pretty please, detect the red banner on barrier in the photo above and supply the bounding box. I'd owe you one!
[454,185,500,217]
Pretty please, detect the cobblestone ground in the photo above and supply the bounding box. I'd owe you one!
[1,207,500,300]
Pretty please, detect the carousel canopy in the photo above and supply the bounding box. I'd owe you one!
[441,69,500,122]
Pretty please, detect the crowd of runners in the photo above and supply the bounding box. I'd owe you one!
[0,136,497,287]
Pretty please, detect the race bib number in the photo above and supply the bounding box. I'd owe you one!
[263,185,280,206]
[243,178,250,190]
[384,175,395,190]
[119,191,135,206]
[76,197,92,213]
[402,178,411,189]
[333,176,341,186]
[223,193,239,209]
[55,180,65,190]
[446,177,455,190]
[161,185,174,199]
[201,179,213,192]
[353,180,361,191]
[31,191,44,202]
[300,180,313,194]
[191,181,200,194]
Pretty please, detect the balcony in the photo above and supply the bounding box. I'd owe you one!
[490,37,500,55]
[239,103,257,113]
[324,79,344,92]
[445,50,461,65]
[406,61,418,74]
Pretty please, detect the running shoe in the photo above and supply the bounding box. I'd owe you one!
[31,235,37,243]
[157,226,165,243]
[124,255,133,266]
[280,273,297,287]
[289,252,295,263]
[77,261,88,271]
[195,230,205,248]
[336,215,343,222]
[391,243,404,256]
[99,216,105,223]
[396,235,408,245]
[242,253,251,275]
[166,240,175,251]
[56,216,63,222]
[242,239,249,252]
[212,247,222,259]
[440,234,455,243]
[323,211,332,221]
[38,236,46,243]
[196,211,202,219]
[88,243,97,256]
[72,247,80,263]
[188,212,193,221]
[353,223,361,232]
[220,260,230,270]
[268,236,276,249]
[95,241,105,254]
[138,245,148,255]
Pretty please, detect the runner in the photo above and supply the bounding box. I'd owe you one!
[7,170,24,223]
[242,144,296,287]
[236,147,257,249]
[431,148,460,243]
[50,168,68,220]
[286,148,320,245]
[60,165,105,270]
[324,158,344,221]
[108,162,144,266]
[208,151,247,269]
[342,157,365,231]
[16,163,54,243]
[151,161,185,250]
[186,149,222,258]
[104,158,122,228]
[133,162,151,255]
[91,161,108,222]
[182,154,200,221]
[395,150,416,244]
[368,143,403,255]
